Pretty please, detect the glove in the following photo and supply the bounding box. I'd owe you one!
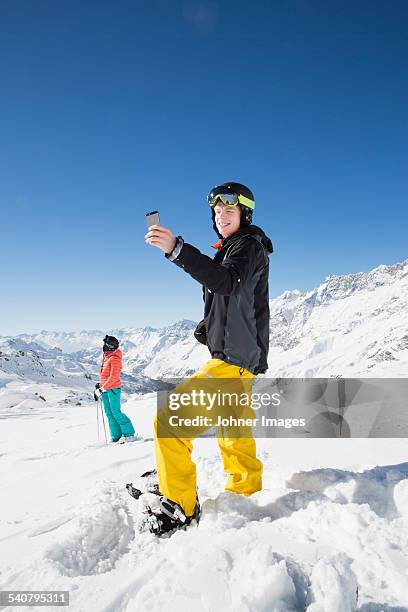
[194,319,207,346]
[94,388,101,401]
[95,383,100,389]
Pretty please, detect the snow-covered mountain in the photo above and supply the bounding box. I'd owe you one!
[0,337,91,379]
[267,258,408,377]
[0,320,207,392]
[2,258,407,383]
[71,320,207,379]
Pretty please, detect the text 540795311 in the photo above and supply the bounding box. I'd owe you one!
[0,591,69,606]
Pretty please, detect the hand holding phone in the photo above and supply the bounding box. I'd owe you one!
[145,211,177,254]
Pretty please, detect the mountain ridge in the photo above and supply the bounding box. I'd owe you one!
[1,258,407,384]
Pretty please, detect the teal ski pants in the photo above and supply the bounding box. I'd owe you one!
[101,388,135,441]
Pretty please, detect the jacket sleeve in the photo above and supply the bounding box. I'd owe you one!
[166,238,262,296]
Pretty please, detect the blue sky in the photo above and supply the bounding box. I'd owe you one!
[1,0,407,335]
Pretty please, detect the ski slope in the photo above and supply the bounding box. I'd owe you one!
[1,377,408,612]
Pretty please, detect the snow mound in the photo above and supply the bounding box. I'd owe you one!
[0,389,45,413]
[287,463,408,519]
[229,547,308,612]
[306,552,358,612]
[393,479,408,522]
[122,522,309,612]
[45,483,134,576]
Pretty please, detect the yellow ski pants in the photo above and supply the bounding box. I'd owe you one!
[153,358,263,516]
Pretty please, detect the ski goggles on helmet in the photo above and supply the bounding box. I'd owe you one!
[207,188,255,209]
[103,335,119,351]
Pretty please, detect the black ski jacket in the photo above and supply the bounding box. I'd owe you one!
[166,225,273,374]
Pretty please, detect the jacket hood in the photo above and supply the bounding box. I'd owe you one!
[222,225,273,254]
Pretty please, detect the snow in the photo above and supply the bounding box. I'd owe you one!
[1,258,408,611]
[394,480,408,522]
[44,484,134,577]
[306,553,358,612]
[1,381,408,611]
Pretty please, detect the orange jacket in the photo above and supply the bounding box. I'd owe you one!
[99,349,122,390]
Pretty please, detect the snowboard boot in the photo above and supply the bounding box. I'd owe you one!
[126,469,200,536]
[144,495,201,536]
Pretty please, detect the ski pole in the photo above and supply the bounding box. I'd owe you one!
[96,397,100,442]
[100,398,108,444]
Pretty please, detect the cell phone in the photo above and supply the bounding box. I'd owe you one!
[146,210,160,228]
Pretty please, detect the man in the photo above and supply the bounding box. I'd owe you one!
[144,182,273,534]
